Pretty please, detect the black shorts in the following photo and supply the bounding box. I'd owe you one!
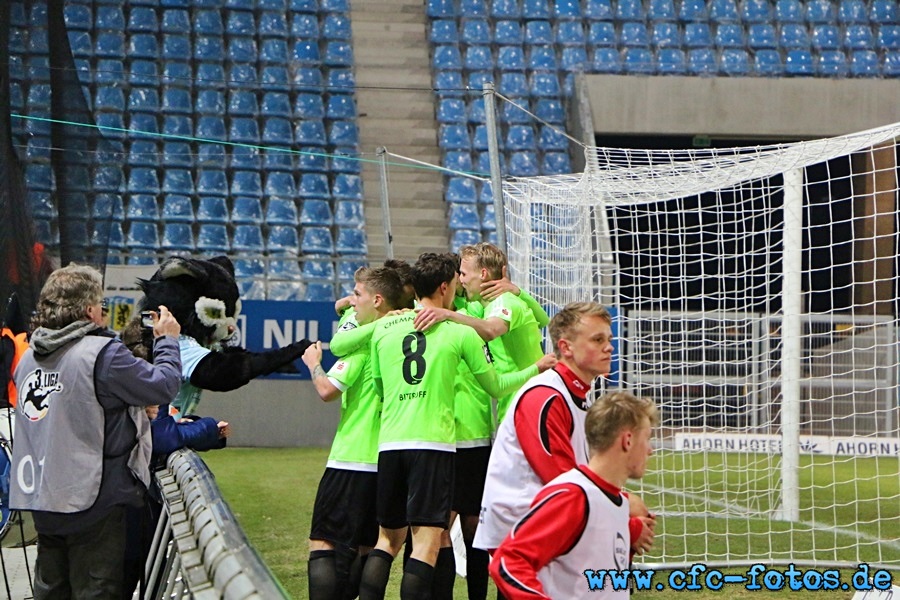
[452,445,491,516]
[376,449,454,530]
[309,468,379,550]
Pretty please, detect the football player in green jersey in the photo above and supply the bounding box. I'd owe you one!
[414,242,547,423]
[360,253,556,600]
[303,267,407,600]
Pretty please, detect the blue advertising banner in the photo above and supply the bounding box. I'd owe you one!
[235,300,341,380]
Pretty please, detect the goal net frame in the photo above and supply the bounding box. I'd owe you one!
[498,122,900,571]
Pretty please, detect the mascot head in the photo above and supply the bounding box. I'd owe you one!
[138,256,241,348]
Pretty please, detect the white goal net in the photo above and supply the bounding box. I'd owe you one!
[501,122,900,570]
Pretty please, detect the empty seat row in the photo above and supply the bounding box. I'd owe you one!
[122,169,358,198]
[428,0,900,25]
[439,123,569,151]
[442,148,571,176]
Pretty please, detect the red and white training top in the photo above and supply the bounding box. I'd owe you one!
[490,466,631,600]
[474,363,591,550]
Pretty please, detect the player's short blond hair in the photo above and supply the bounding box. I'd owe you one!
[355,266,405,310]
[548,302,612,358]
[458,242,507,280]
[33,263,104,330]
[585,391,658,453]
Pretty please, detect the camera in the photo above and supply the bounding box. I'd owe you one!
[141,311,155,329]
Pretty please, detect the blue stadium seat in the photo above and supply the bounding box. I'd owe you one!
[27,191,56,219]
[95,87,125,112]
[266,282,304,302]
[232,225,265,253]
[837,0,867,24]
[197,170,229,197]
[449,203,480,230]
[95,59,125,85]
[427,0,457,16]
[433,70,464,96]
[506,125,536,151]
[96,6,125,30]
[624,48,656,74]
[161,9,190,33]
[709,0,739,22]
[688,48,717,74]
[269,258,302,279]
[498,46,527,71]
[538,126,568,151]
[431,20,459,43]
[495,20,524,44]
[129,113,159,137]
[812,25,841,50]
[530,72,561,96]
[742,0,772,23]
[266,225,300,256]
[233,258,266,279]
[229,64,259,87]
[329,121,359,147]
[560,46,588,71]
[437,99,466,125]
[784,49,815,75]
[468,71,493,93]
[584,0,614,20]
[294,94,325,120]
[678,0,708,21]
[195,63,225,88]
[92,166,124,193]
[616,0,644,20]
[263,118,294,146]
[291,147,324,174]
[161,223,194,252]
[162,88,193,115]
[129,88,160,113]
[291,13,319,38]
[588,21,616,46]
[299,173,331,199]
[508,151,540,176]
[461,19,491,45]
[92,193,125,221]
[443,151,474,173]
[524,0,551,18]
[127,222,159,250]
[450,229,482,253]
[321,0,350,11]
[196,116,227,142]
[231,197,263,224]
[474,151,493,175]
[806,0,836,24]
[162,169,194,195]
[127,141,157,168]
[439,125,471,150]
[338,259,367,281]
[196,224,230,254]
[302,259,336,281]
[499,72,528,97]
[591,47,623,73]
[292,0,320,12]
[161,35,190,61]
[301,199,335,226]
[260,39,289,65]
[331,175,362,201]
[817,50,849,76]
[720,48,751,75]
[460,0,489,17]
[324,42,354,67]
[542,152,571,175]
[525,21,554,45]
[870,0,899,24]
[621,22,650,47]
[648,0,676,19]
[446,177,478,204]
[228,37,258,64]
[226,11,255,36]
[95,32,125,58]
[198,143,226,167]
[491,0,521,18]
[528,46,558,70]
[433,45,463,70]
[879,26,900,51]
[716,23,745,48]
[844,25,874,51]
[265,172,297,199]
[194,9,223,34]
[466,46,494,70]
[652,22,682,47]
[127,168,160,195]
[65,4,91,30]
[232,146,262,170]
[780,24,811,49]
[292,41,321,66]
[227,91,258,116]
[304,282,336,303]
[127,34,158,60]
[754,49,784,75]
[747,25,777,50]
[93,221,125,251]
[293,67,325,93]
[301,227,335,254]
[266,197,299,228]
[882,51,900,76]
[294,120,327,147]
[332,149,362,174]
[232,171,263,198]
[336,228,367,255]
[533,99,565,124]
[259,11,289,38]
[774,0,804,22]
[656,48,687,75]
[849,50,880,76]
[197,197,228,224]
[557,21,586,45]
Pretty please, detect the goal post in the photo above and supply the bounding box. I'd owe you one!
[500,122,900,570]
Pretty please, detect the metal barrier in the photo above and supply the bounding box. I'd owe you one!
[145,449,289,599]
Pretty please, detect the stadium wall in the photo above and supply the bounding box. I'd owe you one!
[581,75,900,138]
